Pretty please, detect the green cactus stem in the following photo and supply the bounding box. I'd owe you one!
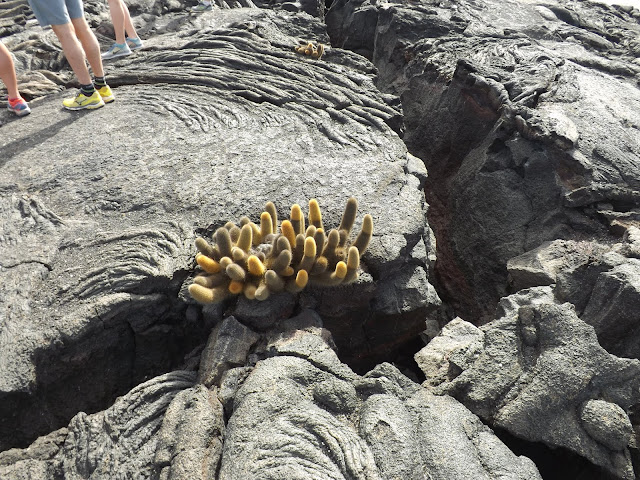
[265,202,278,232]
[260,212,273,239]
[226,263,246,282]
[344,246,360,284]
[339,197,358,236]
[215,227,233,258]
[189,284,229,304]
[271,249,293,275]
[298,237,317,272]
[192,273,227,288]
[237,224,253,252]
[290,204,305,235]
[195,237,218,259]
[255,280,270,301]
[352,214,373,255]
[265,270,286,292]
[308,199,324,230]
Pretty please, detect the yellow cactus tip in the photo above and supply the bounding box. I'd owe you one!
[309,198,323,229]
[291,204,303,220]
[304,236,316,257]
[363,214,373,233]
[247,255,266,276]
[244,283,257,300]
[260,211,274,236]
[335,261,347,279]
[237,223,253,252]
[281,220,296,246]
[296,269,309,288]
[196,253,221,274]
[347,246,360,269]
[228,280,244,295]
[189,284,226,304]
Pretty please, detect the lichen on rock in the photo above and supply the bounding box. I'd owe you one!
[189,197,373,303]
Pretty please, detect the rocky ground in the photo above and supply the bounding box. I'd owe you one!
[0,0,639,478]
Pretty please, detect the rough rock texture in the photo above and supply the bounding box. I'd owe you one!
[506,231,640,361]
[1,311,542,480]
[154,383,225,480]
[196,316,260,388]
[0,0,439,453]
[0,371,196,479]
[3,0,640,476]
[326,1,640,472]
[327,0,640,323]
[416,301,640,479]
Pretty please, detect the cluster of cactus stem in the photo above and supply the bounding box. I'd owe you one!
[294,42,325,59]
[188,198,373,304]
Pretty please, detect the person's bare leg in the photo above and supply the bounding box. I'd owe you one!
[0,42,20,99]
[70,16,104,78]
[107,0,126,44]
[50,22,93,85]
[121,1,139,40]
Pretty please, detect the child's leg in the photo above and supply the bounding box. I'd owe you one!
[0,42,20,99]
[107,0,126,44]
[121,0,139,40]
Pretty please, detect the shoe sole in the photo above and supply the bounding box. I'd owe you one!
[102,51,132,60]
[63,102,105,111]
[101,96,115,104]
[127,44,143,51]
[7,107,31,117]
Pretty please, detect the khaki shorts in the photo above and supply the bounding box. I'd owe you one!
[28,0,84,27]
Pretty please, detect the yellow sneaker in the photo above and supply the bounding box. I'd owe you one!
[97,85,115,104]
[62,90,105,111]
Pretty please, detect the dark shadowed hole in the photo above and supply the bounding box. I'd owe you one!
[389,335,427,383]
[494,428,621,480]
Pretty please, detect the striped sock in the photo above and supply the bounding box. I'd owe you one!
[94,76,107,88]
[80,83,96,97]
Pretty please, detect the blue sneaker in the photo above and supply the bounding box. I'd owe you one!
[102,42,132,60]
[7,97,31,117]
[191,1,213,11]
[126,37,144,51]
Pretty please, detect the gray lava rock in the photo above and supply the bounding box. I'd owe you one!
[581,258,640,359]
[197,316,260,387]
[417,301,640,479]
[154,384,225,480]
[327,0,640,323]
[0,313,542,479]
[0,371,196,479]
[504,234,640,362]
[0,7,438,451]
[580,399,634,452]
[216,311,540,479]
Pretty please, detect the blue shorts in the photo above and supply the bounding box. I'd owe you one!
[28,0,84,27]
